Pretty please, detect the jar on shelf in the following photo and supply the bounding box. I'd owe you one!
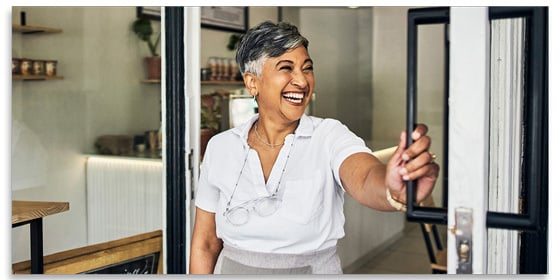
[20,58,32,75]
[208,57,218,81]
[229,58,238,81]
[32,60,46,75]
[201,68,211,81]
[45,60,57,76]
[12,58,21,74]
[221,58,230,80]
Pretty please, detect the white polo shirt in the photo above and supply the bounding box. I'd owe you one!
[195,114,372,254]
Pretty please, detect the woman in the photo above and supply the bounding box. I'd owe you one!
[190,21,439,274]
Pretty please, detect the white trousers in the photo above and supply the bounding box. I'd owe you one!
[214,244,343,274]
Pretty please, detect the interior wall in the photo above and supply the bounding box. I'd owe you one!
[11,7,161,262]
[371,7,444,207]
[299,7,402,269]
[300,7,372,141]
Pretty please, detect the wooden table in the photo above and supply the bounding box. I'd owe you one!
[12,200,69,274]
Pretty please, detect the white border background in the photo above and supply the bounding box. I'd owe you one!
[2,1,557,279]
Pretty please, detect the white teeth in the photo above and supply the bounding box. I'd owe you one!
[282,92,305,99]
[282,92,305,104]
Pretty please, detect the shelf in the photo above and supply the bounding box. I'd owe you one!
[141,79,161,84]
[201,80,244,86]
[12,24,62,34]
[139,80,243,85]
[13,75,63,81]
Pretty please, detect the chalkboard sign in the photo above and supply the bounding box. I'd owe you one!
[84,252,160,274]
[12,230,163,274]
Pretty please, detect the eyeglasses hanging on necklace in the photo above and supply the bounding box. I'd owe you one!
[223,121,296,226]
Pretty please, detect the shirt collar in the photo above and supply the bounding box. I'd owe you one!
[232,113,314,145]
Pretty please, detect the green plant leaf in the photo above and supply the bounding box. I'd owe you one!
[132,18,160,56]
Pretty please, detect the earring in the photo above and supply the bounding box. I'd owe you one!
[253,93,258,105]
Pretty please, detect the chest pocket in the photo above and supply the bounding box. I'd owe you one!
[278,170,324,224]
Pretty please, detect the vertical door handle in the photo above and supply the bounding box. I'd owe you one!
[406,7,449,225]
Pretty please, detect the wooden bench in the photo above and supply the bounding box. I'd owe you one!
[13,230,162,274]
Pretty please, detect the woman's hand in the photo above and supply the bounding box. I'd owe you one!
[385,124,440,205]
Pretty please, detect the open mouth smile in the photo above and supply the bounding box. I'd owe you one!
[281,91,306,104]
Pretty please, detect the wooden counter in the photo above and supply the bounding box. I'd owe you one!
[12,201,69,225]
[12,200,70,274]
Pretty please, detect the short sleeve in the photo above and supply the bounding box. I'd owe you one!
[327,120,373,191]
[194,146,220,213]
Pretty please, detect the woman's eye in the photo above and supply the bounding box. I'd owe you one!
[280,66,292,71]
[303,66,314,72]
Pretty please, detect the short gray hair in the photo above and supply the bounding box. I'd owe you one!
[235,21,309,76]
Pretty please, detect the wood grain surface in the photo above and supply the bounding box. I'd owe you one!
[13,230,163,274]
[12,200,69,224]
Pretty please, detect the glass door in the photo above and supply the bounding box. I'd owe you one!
[405,7,548,274]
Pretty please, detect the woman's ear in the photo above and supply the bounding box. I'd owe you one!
[243,73,258,97]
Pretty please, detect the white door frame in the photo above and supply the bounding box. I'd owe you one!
[447,7,490,274]
[184,7,201,273]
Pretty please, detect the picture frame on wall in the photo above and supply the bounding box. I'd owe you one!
[137,7,161,21]
[201,7,249,33]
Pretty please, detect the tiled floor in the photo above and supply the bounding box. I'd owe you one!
[352,222,447,274]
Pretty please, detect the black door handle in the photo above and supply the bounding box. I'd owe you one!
[405,7,449,225]
[405,7,547,232]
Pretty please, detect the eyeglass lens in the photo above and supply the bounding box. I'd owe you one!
[226,197,282,225]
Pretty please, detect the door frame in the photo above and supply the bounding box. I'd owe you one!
[164,6,187,274]
[447,7,491,274]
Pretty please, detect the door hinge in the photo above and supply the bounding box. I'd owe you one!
[454,207,473,274]
[188,148,194,200]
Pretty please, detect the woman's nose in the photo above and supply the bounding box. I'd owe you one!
[290,71,307,88]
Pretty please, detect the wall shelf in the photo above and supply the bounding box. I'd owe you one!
[13,24,62,34]
[139,80,244,85]
[13,75,64,81]
[201,80,243,86]
[141,79,161,84]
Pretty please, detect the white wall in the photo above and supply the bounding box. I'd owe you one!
[372,7,445,207]
[300,7,372,141]
[300,7,402,269]
[11,7,161,262]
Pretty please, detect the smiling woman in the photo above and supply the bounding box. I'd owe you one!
[189,21,440,275]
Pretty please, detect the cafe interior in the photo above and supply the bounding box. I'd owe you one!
[11,6,447,274]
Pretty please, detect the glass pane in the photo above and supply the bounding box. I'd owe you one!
[11,7,164,274]
[417,24,446,209]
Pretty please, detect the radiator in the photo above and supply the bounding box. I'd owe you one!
[86,156,163,244]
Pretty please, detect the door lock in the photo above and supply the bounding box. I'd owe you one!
[455,208,473,274]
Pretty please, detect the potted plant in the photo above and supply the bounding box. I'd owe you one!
[200,94,221,159]
[132,18,161,80]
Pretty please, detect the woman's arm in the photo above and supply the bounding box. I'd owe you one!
[189,207,223,274]
[339,152,396,211]
[339,125,439,211]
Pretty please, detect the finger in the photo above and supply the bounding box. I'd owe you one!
[412,123,429,140]
[402,135,431,161]
[402,151,432,175]
[389,131,406,166]
[403,163,439,181]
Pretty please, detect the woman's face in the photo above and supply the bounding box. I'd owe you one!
[251,46,315,123]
